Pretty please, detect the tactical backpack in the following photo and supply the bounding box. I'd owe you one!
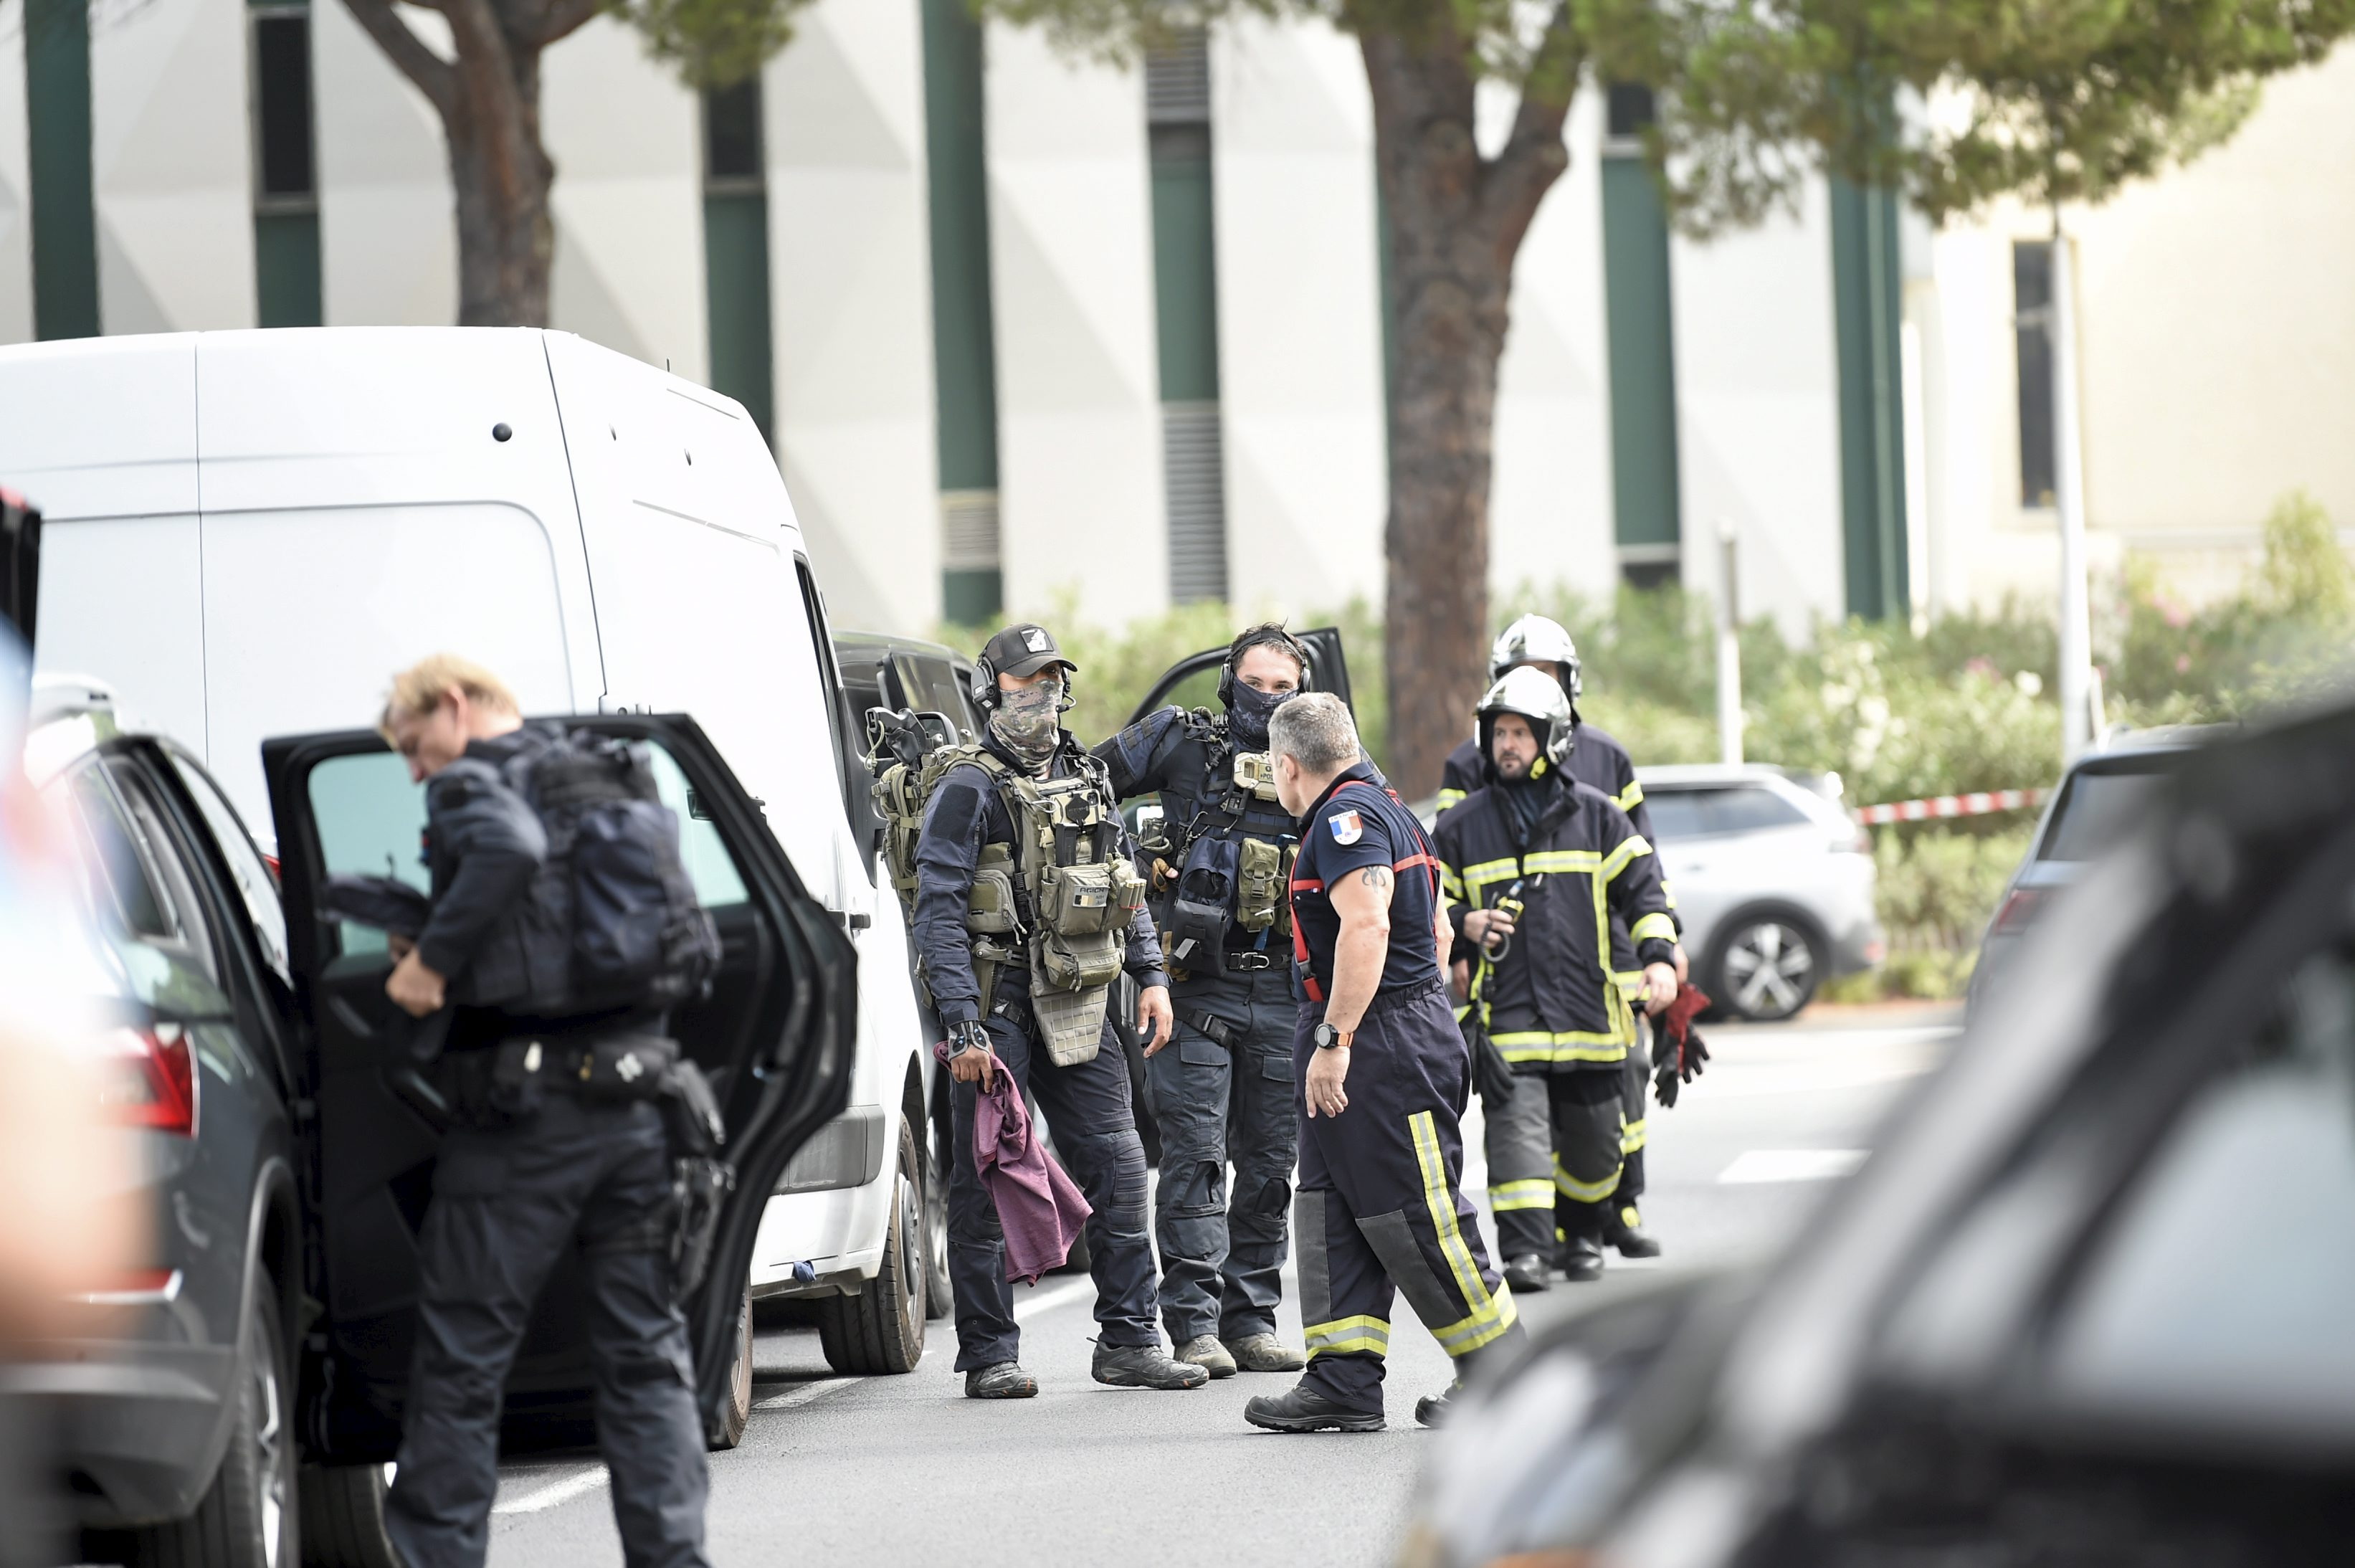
[867,709,1146,1065]
[501,731,723,1016]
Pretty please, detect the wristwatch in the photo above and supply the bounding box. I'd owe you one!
[1313,1022,1353,1051]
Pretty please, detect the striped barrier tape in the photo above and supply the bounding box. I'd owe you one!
[1856,788,2045,826]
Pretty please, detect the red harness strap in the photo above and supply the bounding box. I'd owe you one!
[1287,780,1443,1003]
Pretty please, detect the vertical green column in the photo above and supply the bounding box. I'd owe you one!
[27,0,99,339]
[1600,148,1681,580]
[251,1,324,328]
[921,0,1002,626]
[1147,32,1225,605]
[1831,177,1908,622]
[703,80,774,442]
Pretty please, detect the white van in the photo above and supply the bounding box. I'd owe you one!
[0,328,941,1384]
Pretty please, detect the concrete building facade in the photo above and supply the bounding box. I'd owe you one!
[5,0,2349,637]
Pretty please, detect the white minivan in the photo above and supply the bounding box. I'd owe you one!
[0,330,940,1417]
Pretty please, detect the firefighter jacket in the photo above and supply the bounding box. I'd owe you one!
[1433,774,1677,1069]
[1437,721,1677,995]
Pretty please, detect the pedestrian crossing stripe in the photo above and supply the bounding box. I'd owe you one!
[1304,1314,1389,1359]
[1488,1178,1555,1212]
[1410,1111,1519,1357]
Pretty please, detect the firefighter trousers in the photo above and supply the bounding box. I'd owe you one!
[1293,979,1521,1413]
[1484,1064,1626,1259]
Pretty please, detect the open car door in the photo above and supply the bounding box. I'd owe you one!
[1125,625,1354,729]
[265,713,856,1457]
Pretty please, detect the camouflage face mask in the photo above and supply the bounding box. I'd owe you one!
[989,676,1065,771]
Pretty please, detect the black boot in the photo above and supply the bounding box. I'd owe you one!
[1561,1235,1606,1282]
[1604,1204,1662,1259]
[1245,1383,1384,1433]
[1503,1253,1553,1293]
[1414,1384,1458,1427]
[964,1362,1037,1399]
[1092,1342,1212,1389]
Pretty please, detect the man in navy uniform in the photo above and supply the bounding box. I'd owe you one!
[1242,694,1521,1433]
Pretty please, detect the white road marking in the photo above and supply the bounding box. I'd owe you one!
[493,1464,610,1516]
[755,1376,853,1412]
[1717,1149,1866,1184]
[1014,1277,1095,1320]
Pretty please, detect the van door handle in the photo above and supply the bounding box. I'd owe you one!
[832,911,872,932]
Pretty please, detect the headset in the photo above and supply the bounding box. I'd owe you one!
[971,647,1077,714]
[1217,624,1316,711]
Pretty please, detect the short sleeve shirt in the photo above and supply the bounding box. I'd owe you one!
[1289,763,1444,997]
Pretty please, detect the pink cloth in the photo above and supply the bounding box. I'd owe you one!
[933,1040,1093,1285]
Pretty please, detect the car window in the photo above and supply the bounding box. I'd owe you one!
[1644,787,1809,840]
[57,759,234,1015]
[168,751,292,986]
[2037,764,2176,863]
[1643,790,1708,842]
[305,739,749,956]
[792,559,860,848]
[895,654,979,743]
[2037,952,2355,1435]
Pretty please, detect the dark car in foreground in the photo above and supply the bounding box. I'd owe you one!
[1405,703,2355,1567]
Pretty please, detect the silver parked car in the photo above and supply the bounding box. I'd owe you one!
[1639,764,1883,1021]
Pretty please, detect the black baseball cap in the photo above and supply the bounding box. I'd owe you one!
[982,624,1077,680]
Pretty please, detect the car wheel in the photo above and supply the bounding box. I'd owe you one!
[1709,914,1823,1022]
[814,1116,926,1374]
[297,1464,399,1568]
[923,1113,953,1321]
[124,1280,296,1568]
[708,1288,755,1450]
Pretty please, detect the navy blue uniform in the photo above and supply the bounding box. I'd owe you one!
[1097,706,1300,1347]
[911,732,1171,1372]
[1288,763,1518,1413]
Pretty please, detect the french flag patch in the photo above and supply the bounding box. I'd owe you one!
[1328,810,1364,845]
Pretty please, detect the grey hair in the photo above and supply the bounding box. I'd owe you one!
[1268,692,1359,774]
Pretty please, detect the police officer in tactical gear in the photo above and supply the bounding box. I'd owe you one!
[1435,668,1678,1291]
[1243,695,1522,1434]
[915,624,1210,1398]
[376,655,713,1568]
[1435,614,1681,1258]
[1096,622,1314,1379]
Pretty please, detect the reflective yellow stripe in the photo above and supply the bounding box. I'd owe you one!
[1554,1152,1624,1203]
[1621,1116,1648,1154]
[1488,1179,1556,1212]
[1617,780,1645,812]
[1631,912,1677,946]
[1440,864,1466,899]
[1411,1111,1518,1356]
[1491,1030,1630,1065]
[1435,787,1467,812]
[1522,849,1600,875]
[1460,857,1521,891]
[1660,876,1678,912]
[1600,835,1651,884]
[1305,1313,1390,1359]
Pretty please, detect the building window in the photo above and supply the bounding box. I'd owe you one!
[1146,29,1228,604]
[920,0,1002,624]
[249,4,322,328]
[1605,82,1657,142]
[1599,82,1680,584]
[2014,240,2057,509]
[702,77,774,442]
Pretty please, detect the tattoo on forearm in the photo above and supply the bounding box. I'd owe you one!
[1359,866,1393,893]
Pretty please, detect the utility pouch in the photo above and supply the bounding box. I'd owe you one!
[1234,837,1283,933]
[668,1155,736,1302]
[1232,751,1280,802]
[1035,928,1125,991]
[1024,971,1111,1067]
[964,845,1021,936]
[1039,860,1120,937]
[1164,832,1237,971]
[1273,844,1298,939]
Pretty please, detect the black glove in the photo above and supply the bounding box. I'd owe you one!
[1652,1025,1710,1109]
[947,1020,991,1059]
[1470,1027,1519,1106]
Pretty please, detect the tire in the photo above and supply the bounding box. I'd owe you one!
[814,1116,926,1374]
[922,1108,953,1321]
[707,1287,755,1450]
[296,1465,398,1568]
[1707,912,1824,1022]
[123,1281,297,1568]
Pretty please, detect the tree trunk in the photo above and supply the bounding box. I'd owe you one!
[341,0,581,328]
[1361,19,1575,797]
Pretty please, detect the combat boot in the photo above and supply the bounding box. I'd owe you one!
[1414,1384,1459,1427]
[1174,1334,1238,1379]
[1245,1384,1384,1433]
[964,1362,1037,1399]
[1093,1341,1212,1389]
[1604,1204,1662,1258]
[1223,1333,1306,1373]
[1561,1235,1606,1282]
[1503,1253,1552,1293]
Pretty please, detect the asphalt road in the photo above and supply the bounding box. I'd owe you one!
[485,1006,1958,1567]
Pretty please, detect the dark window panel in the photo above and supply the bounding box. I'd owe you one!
[705,78,764,186]
[2015,241,2057,508]
[1607,83,1657,140]
[254,12,315,201]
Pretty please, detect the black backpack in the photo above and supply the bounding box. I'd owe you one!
[512,731,722,1014]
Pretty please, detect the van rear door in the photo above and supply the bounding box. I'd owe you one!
[263,714,856,1454]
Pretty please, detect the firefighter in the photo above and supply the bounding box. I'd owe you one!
[1433,668,1678,1287]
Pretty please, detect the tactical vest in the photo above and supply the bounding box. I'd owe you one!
[875,740,1146,1065]
[1133,711,1299,979]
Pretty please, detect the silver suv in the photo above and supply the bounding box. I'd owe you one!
[1640,764,1883,1022]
